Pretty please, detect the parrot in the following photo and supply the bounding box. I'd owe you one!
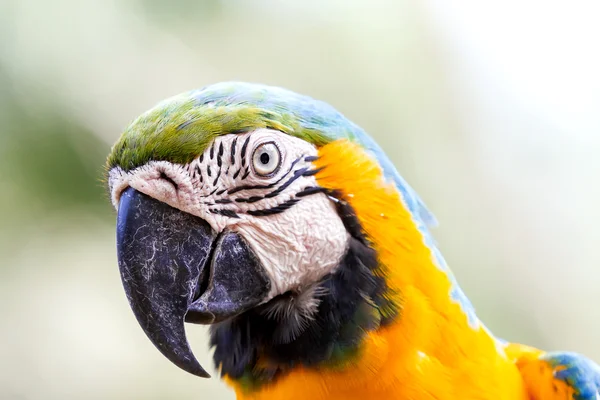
[105,82,600,400]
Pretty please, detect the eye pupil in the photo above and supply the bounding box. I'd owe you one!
[260,153,270,165]
[252,141,281,176]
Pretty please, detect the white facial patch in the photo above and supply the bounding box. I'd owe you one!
[108,129,349,299]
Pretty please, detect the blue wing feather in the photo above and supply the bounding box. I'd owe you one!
[543,352,600,400]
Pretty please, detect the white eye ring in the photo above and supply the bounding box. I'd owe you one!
[252,142,281,176]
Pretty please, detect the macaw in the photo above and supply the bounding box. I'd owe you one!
[105,82,600,400]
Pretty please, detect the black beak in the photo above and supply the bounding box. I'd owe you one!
[116,187,270,378]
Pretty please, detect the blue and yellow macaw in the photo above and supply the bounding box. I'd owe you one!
[106,82,600,400]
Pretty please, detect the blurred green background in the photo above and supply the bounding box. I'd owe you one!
[1,0,599,399]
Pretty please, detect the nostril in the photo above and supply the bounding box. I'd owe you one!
[159,171,179,190]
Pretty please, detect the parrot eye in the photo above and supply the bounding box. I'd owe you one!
[252,142,281,176]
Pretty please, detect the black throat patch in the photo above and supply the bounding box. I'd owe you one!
[209,195,398,390]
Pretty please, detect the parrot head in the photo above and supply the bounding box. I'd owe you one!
[106,82,454,385]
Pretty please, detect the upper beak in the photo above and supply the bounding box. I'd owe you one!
[116,187,270,378]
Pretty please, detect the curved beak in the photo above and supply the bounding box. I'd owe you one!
[116,187,270,378]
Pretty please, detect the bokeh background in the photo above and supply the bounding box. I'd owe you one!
[1,0,599,399]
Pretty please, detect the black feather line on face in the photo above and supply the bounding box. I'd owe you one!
[200,186,220,198]
[212,195,303,218]
[241,167,250,180]
[232,167,308,204]
[210,200,397,388]
[210,208,240,219]
[301,167,324,177]
[231,137,238,164]
[213,167,220,186]
[196,165,203,183]
[295,186,326,198]
[247,199,299,216]
[228,155,304,195]
[241,136,251,166]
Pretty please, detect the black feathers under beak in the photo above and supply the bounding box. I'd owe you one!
[116,187,270,378]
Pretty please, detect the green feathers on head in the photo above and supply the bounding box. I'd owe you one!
[106,82,343,173]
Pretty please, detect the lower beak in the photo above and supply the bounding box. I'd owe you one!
[116,187,270,378]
